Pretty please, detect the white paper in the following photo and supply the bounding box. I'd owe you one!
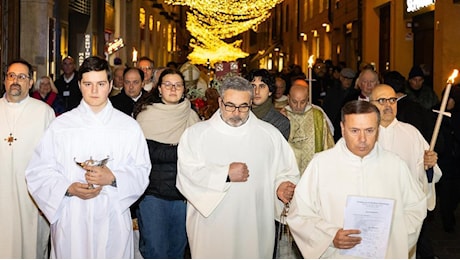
[340,196,395,259]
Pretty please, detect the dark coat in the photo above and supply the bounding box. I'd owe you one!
[54,73,82,111]
[110,89,146,116]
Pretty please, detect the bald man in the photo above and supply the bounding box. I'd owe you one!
[284,79,335,174]
[370,84,441,259]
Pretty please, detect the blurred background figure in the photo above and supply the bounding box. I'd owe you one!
[32,75,65,116]
[54,56,82,111]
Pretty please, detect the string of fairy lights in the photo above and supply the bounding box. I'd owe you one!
[165,0,283,65]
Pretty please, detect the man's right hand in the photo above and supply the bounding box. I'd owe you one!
[228,162,249,182]
[66,182,102,200]
[333,228,361,249]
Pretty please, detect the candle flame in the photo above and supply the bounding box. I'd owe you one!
[447,69,459,83]
[308,55,314,68]
[132,48,138,62]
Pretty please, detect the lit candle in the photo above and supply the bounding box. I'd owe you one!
[132,47,138,65]
[307,55,314,105]
[429,69,458,151]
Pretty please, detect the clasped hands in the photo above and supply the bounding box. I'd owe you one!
[66,165,115,200]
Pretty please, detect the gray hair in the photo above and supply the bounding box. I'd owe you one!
[219,76,254,99]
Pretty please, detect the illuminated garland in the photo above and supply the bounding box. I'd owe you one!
[166,0,283,65]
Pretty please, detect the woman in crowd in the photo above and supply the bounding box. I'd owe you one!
[31,76,65,116]
[133,68,200,258]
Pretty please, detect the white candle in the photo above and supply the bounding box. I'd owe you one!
[307,55,314,105]
[429,69,458,151]
[132,47,138,63]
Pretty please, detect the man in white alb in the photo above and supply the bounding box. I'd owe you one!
[287,100,427,258]
[176,76,299,258]
[25,56,151,258]
[0,59,55,258]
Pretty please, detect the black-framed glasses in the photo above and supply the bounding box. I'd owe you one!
[371,97,398,105]
[161,82,184,90]
[6,72,30,82]
[220,100,251,112]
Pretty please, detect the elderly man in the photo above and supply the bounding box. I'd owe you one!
[370,84,442,258]
[110,65,126,97]
[355,68,379,101]
[273,76,288,111]
[176,76,299,258]
[138,56,155,92]
[287,100,427,258]
[284,79,334,174]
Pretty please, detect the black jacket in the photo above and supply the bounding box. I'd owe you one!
[144,139,184,200]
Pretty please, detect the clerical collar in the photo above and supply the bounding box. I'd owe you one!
[358,94,369,101]
[132,92,143,102]
[64,73,75,83]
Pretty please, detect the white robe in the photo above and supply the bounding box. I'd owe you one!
[176,110,299,258]
[0,96,55,258]
[287,139,427,259]
[25,101,151,258]
[378,119,442,210]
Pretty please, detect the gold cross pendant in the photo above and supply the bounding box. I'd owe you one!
[4,133,17,146]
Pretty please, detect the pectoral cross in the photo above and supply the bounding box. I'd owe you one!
[4,133,17,146]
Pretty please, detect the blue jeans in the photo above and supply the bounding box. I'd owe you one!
[137,195,187,259]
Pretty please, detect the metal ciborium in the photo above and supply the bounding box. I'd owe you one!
[74,156,110,189]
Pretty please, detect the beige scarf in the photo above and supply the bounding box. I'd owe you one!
[136,99,200,144]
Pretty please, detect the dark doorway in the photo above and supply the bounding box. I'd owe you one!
[379,3,390,72]
[412,11,434,79]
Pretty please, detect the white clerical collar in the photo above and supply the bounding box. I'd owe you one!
[132,92,143,102]
[64,73,75,83]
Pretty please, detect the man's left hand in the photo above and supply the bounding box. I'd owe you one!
[277,181,296,204]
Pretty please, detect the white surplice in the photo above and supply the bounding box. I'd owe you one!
[0,96,55,258]
[378,118,442,210]
[176,111,299,258]
[25,101,151,258]
[287,139,427,259]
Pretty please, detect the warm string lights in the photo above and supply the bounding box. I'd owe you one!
[166,0,283,65]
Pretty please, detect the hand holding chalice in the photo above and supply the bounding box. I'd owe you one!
[74,156,110,189]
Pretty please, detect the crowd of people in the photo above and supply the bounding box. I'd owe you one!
[2,54,460,259]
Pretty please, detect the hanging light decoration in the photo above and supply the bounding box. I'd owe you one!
[165,0,283,65]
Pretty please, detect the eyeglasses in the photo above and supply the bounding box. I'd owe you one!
[371,97,398,105]
[6,72,30,82]
[161,82,184,90]
[220,100,251,112]
[361,80,377,85]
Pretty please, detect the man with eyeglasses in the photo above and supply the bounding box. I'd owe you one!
[110,67,147,116]
[137,56,155,92]
[370,84,441,258]
[176,76,299,258]
[55,56,83,111]
[0,59,55,258]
